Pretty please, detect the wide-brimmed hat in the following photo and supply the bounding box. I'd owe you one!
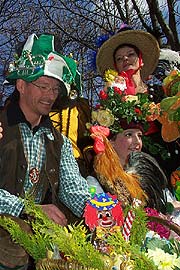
[96,29,160,80]
[7,34,81,95]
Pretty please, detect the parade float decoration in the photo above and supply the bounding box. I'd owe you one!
[157,69,180,142]
[86,68,168,160]
[0,194,179,270]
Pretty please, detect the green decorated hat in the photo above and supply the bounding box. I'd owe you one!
[7,33,82,96]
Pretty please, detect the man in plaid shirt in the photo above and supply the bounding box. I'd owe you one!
[0,33,90,269]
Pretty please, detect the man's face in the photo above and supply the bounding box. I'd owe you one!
[17,76,60,117]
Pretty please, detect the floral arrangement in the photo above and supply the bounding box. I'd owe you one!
[163,69,180,97]
[0,196,179,270]
[144,232,180,270]
[157,69,180,142]
[86,69,159,135]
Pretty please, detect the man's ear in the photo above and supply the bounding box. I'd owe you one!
[16,79,26,95]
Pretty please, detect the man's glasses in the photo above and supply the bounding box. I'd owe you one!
[30,81,60,95]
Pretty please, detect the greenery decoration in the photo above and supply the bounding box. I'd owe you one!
[96,90,152,134]
[0,196,179,270]
[142,136,170,160]
[87,69,160,135]
[0,196,105,269]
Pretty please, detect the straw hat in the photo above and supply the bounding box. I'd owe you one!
[96,29,160,80]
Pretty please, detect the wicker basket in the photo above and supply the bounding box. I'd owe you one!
[148,215,180,236]
[36,258,97,270]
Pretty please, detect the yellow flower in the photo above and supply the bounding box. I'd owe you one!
[86,122,92,129]
[47,249,53,259]
[104,69,118,82]
[91,111,98,122]
[96,110,115,127]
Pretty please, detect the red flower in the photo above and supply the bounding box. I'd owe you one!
[99,90,108,100]
[48,55,54,61]
[134,108,142,115]
[114,86,122,95]
[95,103,101,109]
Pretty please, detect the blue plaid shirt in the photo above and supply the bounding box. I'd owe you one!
[0,105,90,217]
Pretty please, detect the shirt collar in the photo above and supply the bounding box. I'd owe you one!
[7,101,53,132]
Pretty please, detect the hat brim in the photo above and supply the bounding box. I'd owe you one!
[96,30,160,80]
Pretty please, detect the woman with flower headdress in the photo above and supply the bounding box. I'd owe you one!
[86,69,180,223]
[86,87,169,214]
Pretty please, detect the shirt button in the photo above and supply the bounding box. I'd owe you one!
[18,178,23,183]
[54,182,58,187]
[16,192,20,196]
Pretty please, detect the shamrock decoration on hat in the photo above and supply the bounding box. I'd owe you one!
[7,33,81,96]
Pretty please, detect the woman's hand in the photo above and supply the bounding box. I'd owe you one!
[41,204,67,226]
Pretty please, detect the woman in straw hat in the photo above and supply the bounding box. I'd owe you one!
[96,25,160,96]
[96,26,180,179]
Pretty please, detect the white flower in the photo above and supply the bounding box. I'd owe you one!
[147,248,180,270]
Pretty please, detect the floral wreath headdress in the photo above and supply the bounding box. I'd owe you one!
[87,69,159,137]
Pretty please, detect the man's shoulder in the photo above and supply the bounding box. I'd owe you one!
[0,108,8,125]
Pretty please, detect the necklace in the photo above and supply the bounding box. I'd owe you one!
[29,167,40,184]
[20,125,45,184]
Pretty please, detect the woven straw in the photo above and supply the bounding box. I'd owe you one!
[36,259,98,270]
[96,30,160,80]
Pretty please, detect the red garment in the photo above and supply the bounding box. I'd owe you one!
[114,52,144,95]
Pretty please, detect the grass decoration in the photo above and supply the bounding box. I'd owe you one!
[130,206,149,247]
[0,196,105,269]
[0,216,48,261]
[0,196,178,269]
[106,205,157,270]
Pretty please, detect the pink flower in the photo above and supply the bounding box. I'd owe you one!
[99,90,108,100]
[90,125,110,137]
[145,208,170,239]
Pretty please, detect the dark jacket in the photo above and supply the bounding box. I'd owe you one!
[0,107,62,203]
[0,103,80,267]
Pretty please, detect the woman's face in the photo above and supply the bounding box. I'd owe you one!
[114,46,139,73]
[111,128,143,167]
